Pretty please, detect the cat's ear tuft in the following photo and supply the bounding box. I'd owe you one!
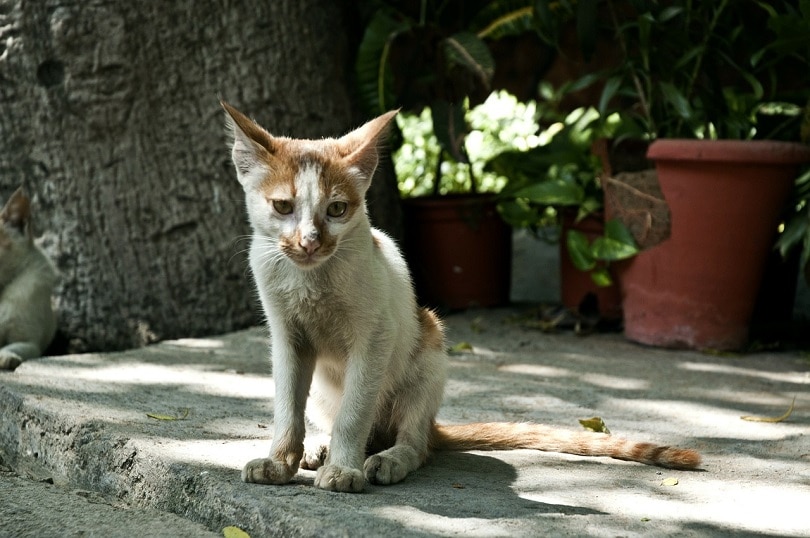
[1,187,31,236]
[338,110,398,184]
[221,101,276,184]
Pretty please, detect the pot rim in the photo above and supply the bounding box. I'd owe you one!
[648,138,810,165]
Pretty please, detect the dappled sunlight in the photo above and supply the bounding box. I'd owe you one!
[679,361,810,385]
[533,476,810,536]
[611,398,808,440]
[497,363,571,378]
[372,506,518,537]
[681,387,802,408]
[151,437,267,469]
[164,338,227,350]
[27,361,273,400]
[28,394,146,424]
[579,372,650,391]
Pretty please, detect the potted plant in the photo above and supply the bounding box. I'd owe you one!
[354,1,544,309]
[488,96,639,321]
[592,0,810,350]
[393,100,515,310]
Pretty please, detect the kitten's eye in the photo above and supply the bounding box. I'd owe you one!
[272,200,294,215]
[327,201,348,218]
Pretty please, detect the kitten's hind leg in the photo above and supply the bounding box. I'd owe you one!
[364,352,445,485]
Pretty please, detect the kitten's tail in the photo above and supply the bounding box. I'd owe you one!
[430,422,701,470]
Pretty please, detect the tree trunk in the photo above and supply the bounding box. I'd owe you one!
[0,0,399,351]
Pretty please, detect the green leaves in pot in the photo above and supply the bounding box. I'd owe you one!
[567,219,639,287]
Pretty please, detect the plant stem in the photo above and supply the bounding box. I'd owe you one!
[676,0,729,136]
[607,0,655,135]
[433,150,443,197]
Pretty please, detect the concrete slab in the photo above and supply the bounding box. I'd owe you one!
[1,308,808,537]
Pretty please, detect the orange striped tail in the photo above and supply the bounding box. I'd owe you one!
[430,422,700,470]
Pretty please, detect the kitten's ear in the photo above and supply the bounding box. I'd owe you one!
[1,187,31,237]
[221,101,276,184]
[337,110,398,184]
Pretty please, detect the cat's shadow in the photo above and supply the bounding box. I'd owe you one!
[392,451,604,518]
[291,451,604,520]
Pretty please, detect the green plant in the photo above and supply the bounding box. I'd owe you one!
[355,0,562,193]
[776,166,810,284]
[487,98,639,285]
[594,0,810,141]
[395,91,540,197]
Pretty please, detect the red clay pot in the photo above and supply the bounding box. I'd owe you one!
[617,139,810,350]
[402,194,512,310]
[560,212,622,321]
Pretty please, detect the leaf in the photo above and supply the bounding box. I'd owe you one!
[604,218,638,246]
[579,417,611,434]
[223,526,251,538]
[516,180,585,206]
[431,101,469,163]
[589,267,613,287]
[355,10,410,114]
[475,2,535,40]
[776,213,809,258]
[660,477,679,486]
[146,408,189,421]
[740,396,796,423]
[566,230,596,271]
[657,5,683,22]
[449,341,474,354]
[590,220,639,261]
[591,237,638,261]
[442,32,495,89]
[598,76,623,117]
[658,81,692,120]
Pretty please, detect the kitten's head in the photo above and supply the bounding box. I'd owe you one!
[0,187,33,277]
[222,102,396,270]
[0,187,33,247]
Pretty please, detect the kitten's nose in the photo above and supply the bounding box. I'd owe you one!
[299,230,321,255]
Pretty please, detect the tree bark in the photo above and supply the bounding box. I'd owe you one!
[0,0,399,351]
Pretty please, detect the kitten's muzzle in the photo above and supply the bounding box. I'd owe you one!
[299,230,321,255]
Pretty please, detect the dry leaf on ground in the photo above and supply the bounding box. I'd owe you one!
[740,397,795,423]
[579,417,611,434]
[146,408,190,421]
[223,526,250,538]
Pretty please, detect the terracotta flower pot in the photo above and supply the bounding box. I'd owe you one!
[617,139,810,350]
[402,194,511,310]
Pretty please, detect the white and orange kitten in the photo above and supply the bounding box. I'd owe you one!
[222,102,700,493]
[0,188,58,370]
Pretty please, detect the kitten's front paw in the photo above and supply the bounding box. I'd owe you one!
[241,458,296,485]
[0,351,22,371]
[314,464,365,493]
[364,453,409,485]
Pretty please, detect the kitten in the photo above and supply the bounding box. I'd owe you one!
[222,102,700,493]
[0,188,58,371]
